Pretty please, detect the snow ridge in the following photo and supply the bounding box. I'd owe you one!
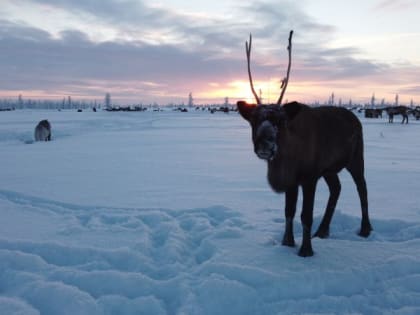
[1,190,420,315]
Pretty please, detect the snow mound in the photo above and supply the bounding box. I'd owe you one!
[1,190,420,315]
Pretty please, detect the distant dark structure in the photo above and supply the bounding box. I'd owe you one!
[34,120,51,141]
[385,106,409,123]
[237,30,371,257]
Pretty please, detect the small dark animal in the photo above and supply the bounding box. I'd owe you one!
[238,101,373,256]
[219,106,230,113]
[364,108,382,118]
[385,106,408,123]
[408,107,420,120]
[413,107,420,120]
[34,120,51,141]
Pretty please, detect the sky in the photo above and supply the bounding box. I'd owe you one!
[1,0,419,105]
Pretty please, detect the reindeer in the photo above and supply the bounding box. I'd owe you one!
[412,107,420,120]
[237,31,372,257]
[34,120,51,141]
[364,108,382,118]
[385,106,408,123]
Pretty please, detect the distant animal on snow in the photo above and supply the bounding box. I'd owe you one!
[237,31,372,257]
[364,108,382,118]
[409,107,420,120]
[385,106,408,124]
[34,120,51,141]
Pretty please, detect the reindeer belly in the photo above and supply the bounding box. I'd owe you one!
[318,138,353,175]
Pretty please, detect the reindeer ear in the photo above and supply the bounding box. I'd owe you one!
[237,101,256,121]
[283,101,304,121]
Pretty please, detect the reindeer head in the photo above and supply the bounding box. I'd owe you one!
[237,101,287,161]
[237,30,294,161]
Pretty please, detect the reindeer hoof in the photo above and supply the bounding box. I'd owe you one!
[358,223,373,238]
[313,228,329,239]
[298,246,314,257]
[358,228,372,238]
[282,235,295,247]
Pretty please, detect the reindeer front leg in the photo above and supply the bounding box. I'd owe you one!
[299,180,317,257]
[282,186,298,247]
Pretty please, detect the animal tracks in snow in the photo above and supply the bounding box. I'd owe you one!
[1,190,420,315]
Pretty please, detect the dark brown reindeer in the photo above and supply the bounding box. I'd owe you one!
[412,107,420,120]
[237,31,372,257]
[364,108,382,118]
[385,106,408,124]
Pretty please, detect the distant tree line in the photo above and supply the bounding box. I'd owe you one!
[0,95,101,110]
[0,92,236,111]
[323,92,416,108]
[1,92,415,111]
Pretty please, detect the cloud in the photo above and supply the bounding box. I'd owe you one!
[0,20,246,102]
[374,0,419,11]
[0,19,51,41]
[399,85,420,95]
[23,0,225,46]
[26,0,154,24]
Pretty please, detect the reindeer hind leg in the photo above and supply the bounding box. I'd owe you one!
[314,173,341,239]
[346,140,372,237]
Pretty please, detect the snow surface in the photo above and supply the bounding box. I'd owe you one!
[0,109,420,315]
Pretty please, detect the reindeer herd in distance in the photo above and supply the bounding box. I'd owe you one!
[363,105,420,123]
[3,101,419,124]
[89,100,420,123]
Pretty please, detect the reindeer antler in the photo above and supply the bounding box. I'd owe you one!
[277,30,293,105]
[246,34,261,105]
[244,30,293,105]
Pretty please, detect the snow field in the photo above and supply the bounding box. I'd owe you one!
[0,109,420,314]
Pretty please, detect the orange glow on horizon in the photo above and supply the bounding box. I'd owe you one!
[202,79,293,104]
[1,78,419,106]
